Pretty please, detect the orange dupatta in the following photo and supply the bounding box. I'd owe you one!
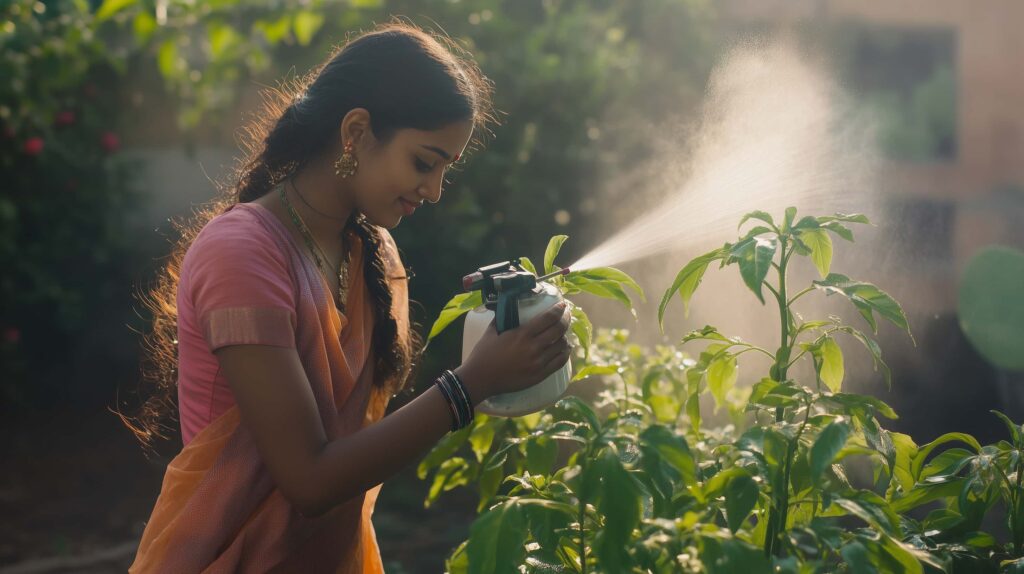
[130,203,406,573]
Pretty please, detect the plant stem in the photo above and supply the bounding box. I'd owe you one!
[765,236,798,557]
[579,492,587,574]
[787,286,814,307]
[775,237,791,421]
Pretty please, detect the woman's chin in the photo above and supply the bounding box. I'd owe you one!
[362,210,401,229]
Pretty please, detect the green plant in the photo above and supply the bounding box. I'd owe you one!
[417,213,1024,573]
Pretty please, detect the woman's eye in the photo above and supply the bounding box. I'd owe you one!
[414,158,433,173]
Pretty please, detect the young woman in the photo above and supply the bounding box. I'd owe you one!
[126,21,573,573]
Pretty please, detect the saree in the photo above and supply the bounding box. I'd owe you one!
[130,201,407,573]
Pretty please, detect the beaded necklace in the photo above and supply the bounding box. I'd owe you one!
[277,179,349,313]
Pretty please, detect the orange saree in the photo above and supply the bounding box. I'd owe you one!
[130,202,407,573]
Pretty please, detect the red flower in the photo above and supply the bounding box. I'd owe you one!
[55,111,76,127]
[100,131,119,153]
[23,137,44,156]
[3,327,20,344]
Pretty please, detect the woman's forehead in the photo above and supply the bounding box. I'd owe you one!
[403,122,473,157]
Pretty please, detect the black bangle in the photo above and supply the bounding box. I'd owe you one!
[434,377,462,431]
[442,370,472,429]
[444,369,475,422]
[439,372,469,430]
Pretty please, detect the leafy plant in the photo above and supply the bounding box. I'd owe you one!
[417,213,1024,573]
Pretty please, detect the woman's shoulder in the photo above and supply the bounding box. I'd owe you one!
[184,204,289,275]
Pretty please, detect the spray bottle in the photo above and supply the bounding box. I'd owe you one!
[460,260,572,417]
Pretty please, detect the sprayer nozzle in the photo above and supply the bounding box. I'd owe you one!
[537,267,571,282]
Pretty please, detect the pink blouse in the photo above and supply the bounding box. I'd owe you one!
[176,203,299,445]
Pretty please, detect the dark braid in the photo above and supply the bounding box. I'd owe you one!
[350,214,409,389]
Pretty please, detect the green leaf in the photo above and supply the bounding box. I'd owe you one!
[836,490,900,534]
[157,39,179,79]
[131,11,156,44]
[476,464,504,513]
[544,235,569,274]
[991,410,1024,447]
[208,22,242,60]
[818,212,871,225]
[418,424,473,479]
[427,291,482,342]
[707,353,738,410]
[782,206,798,233]
[292,10,324,46]
[571,364,618,382]
[798,228,834,277]
[639,425,697,485]
[725,473,759,533]
[466,500,528,574]
[728,236,778,304]
[813,274,911,335]
[518,257,537,275]
[553,396,601,433]
[791,215,821,231]
[95,0,137,22]
[810,420,851,480]
[911,432,983,482]
[469,418,496,463]
[256,15,293,46]
[836,326,892,389]
[592,449,643,572]
[569,306,592,360]
[840,541,876,574]
[427,457,471,507]
[568,276,635,314]
[525,436,558,476]
[738,210,777,231]
[699,535,772,574]
[571,267,645,301]
[659,248,724,327]
[823,221,855,242]
[818,337,845,393]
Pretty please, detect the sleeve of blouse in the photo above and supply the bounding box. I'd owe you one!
[187,213,298,353]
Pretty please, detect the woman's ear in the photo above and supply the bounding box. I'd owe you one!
[339,108,373,150]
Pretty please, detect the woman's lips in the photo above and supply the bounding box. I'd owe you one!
[398,197,419,216]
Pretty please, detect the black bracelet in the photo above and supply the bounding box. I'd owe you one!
[442,370,472,429]
[444,369,475,422]
[434,376,462,431]
[439,372,470,430]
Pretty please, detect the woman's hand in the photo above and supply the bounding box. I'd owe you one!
[456,301,572,405]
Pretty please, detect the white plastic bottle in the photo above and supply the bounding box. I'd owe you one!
[461,281,572,417]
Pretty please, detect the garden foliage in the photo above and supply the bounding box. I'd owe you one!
[422,208,1024,574]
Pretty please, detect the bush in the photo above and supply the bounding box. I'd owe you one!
[421,209,1024,573]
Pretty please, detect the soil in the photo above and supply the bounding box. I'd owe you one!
[0,404,479,573]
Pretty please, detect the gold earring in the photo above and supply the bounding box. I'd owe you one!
[334,141,358,178]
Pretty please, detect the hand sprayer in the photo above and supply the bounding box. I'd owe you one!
[460,260,573,417]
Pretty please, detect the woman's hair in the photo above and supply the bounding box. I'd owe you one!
[119,19,496,451]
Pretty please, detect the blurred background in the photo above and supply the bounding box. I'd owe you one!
[1,0,1021,571]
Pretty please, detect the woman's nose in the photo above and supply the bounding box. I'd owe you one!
[418,173,444,204]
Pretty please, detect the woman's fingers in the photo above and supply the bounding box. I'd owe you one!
[525,302,568,336]
[541,342,572,374]
[532,306,571,345]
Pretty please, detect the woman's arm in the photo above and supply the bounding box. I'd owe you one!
[215,300,570,517]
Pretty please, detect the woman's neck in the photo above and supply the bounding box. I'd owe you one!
[285,158,355,244]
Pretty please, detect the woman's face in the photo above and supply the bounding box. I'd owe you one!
[350,119,475,229]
